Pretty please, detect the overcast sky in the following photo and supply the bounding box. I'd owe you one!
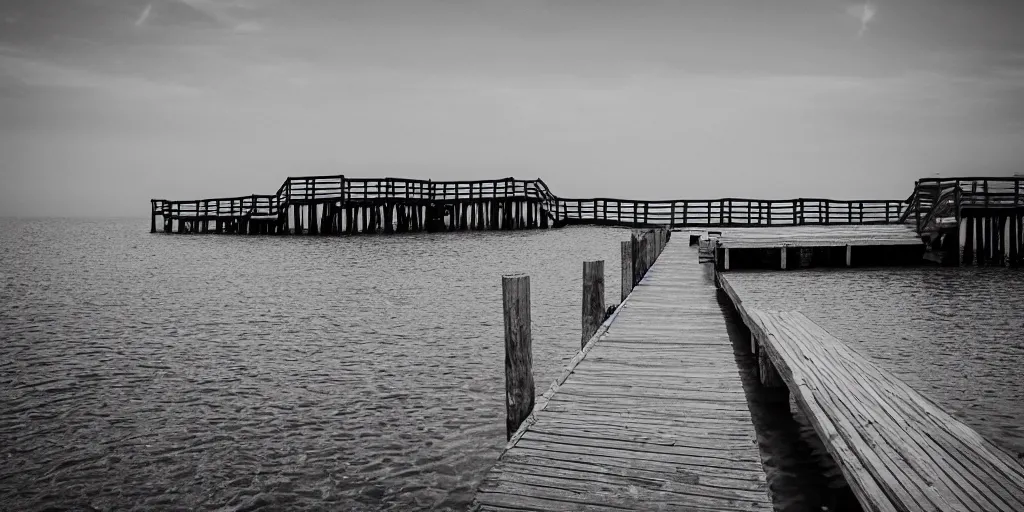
[1,0,1022,216]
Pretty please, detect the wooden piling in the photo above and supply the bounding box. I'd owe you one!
[621,241,633,301]
[502,274,534,441]
[964,216,974,266]
[976,216,986,265]
[758,339,786,392]
[581,260,606,348]
[1010,214,1019,267]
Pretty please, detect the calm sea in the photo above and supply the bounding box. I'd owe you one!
[3,219,1021,511]
[0,219,627,511]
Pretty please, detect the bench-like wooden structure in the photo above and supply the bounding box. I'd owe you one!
[719,275,1024,511]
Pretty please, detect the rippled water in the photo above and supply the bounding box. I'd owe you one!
[0,219,628,511]
[725,266,1024,459]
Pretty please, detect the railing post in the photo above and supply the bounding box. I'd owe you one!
[150,200,157,233]
[502,274,534,441]
[582,260,605,348]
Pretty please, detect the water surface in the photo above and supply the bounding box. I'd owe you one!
[0,219,626,511]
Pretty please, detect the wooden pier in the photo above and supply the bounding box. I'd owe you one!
[903,177,1024,267]
[718,277,1024,511]
[151,174,1021,267]
[474,241,773,511]
[150,175,911,236]
[476,226,1024,511]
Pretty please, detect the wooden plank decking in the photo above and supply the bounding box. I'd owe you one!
[718,274,1024,512]
[473,241,772,511]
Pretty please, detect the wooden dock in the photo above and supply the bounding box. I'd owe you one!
[474,241,773,511]
[708,225,927,270]
[718,276,1024,511]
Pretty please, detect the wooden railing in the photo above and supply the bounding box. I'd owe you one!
[901,177,1023,233]
[549,197,904,227]
[152,175,908,228]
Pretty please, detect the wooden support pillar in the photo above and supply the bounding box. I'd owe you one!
[963,217,974,266]
[724,248,730,270]
[502,274,534,441]
[621,241,633,301]
[1010,214,1019,267]
[845,245,852,267]
[780,247,787,270]
[307,204,318,235]
[976,216,986,265]
[759,343,786,391]
[582,260,605,348]
[150,202,157,233]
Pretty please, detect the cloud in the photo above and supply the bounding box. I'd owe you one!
[845,2,877,38]
[0,53,201,98]
[135,4,153,26]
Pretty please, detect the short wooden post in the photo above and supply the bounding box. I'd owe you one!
[621,241,633,301]
[724,248,730,270]
[502,274,535,441]
[150,201,157,233]
[780,246,787,270]
[846,245,852,267]
[581,260,605,348]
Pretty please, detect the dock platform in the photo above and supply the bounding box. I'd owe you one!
[710,225,926,270]
[473,242,773,511]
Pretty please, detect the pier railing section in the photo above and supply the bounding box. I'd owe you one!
[151,175,909,234]
[550,197,904,227]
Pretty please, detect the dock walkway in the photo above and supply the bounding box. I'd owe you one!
[474,241,772,511]
[718,278,1024,512]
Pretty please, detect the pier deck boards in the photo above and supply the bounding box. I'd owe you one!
[718,275,1024,512]
[474,241,772,511]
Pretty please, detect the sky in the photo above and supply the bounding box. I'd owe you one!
[1,0,1023,216]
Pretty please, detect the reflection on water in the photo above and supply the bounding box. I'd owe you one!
[0,219,627,511]
[725,266,1024,460]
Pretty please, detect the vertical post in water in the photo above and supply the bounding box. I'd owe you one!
[581,260,605,348]
[621,241,633,301]
[502,274,534,441]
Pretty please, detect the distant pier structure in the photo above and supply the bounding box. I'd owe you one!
[151,175,910,235]
[150,174,1022,266]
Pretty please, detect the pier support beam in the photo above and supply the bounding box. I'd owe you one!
[581,260,605,348]
[502,274,534,441]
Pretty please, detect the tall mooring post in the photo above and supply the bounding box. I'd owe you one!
[620,241,633,301]
[502,274,534,441]
[581,260,605,348]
